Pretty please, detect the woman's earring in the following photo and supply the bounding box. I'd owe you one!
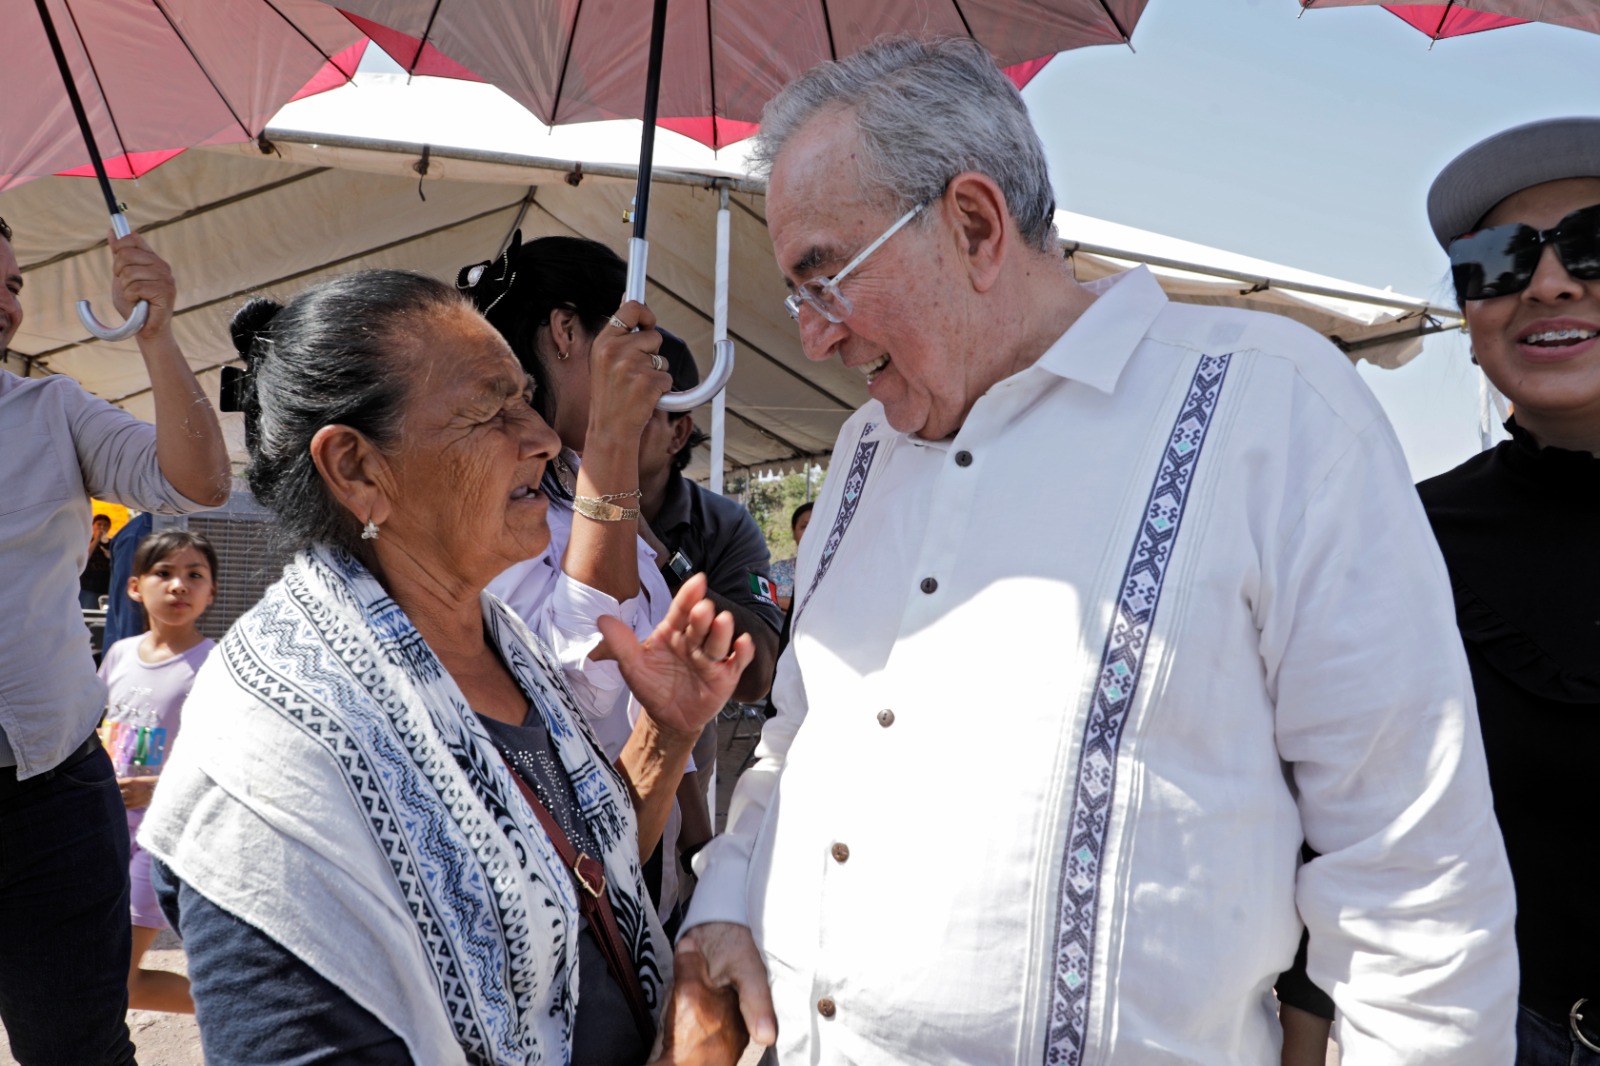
[361,519,380,541]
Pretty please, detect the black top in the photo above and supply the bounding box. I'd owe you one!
[654,473,785,636]
[479,708,650,1066]
[1417,418,1600,1015]
[80,538,112,596]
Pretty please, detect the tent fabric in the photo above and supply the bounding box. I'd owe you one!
[0,133,1448,481]
[2,0,364,190]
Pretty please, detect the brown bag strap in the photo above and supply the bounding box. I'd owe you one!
[500,756,656,1046]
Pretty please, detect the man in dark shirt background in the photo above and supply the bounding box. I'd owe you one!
[637,331,783,860]
[639,330,782,703]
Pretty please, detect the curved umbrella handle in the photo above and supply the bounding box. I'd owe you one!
[77,298,148,341]
[77,214,148,342]
[657,338,734,413]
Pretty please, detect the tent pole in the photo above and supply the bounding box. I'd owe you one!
[710,186,729,494]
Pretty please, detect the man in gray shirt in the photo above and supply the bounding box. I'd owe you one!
[0,215,228,1063]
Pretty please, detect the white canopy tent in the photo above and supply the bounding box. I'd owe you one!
[0,118,1458,482]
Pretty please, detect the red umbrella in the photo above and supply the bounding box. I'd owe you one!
[332,0,1150,408]
[7,0,364,338]
[1299,1,1600,42]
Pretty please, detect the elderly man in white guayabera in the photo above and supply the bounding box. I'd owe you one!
[649,35,1518,1066]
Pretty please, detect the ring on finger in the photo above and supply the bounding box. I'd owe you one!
[651,353,666,371]
[607,314,629,331]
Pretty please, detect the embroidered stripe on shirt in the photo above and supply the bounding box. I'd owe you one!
[1044,353,1233,1066]
[794,421,879,626]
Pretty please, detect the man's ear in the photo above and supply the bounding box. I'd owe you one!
[944,171,1009,294]
[308,424,392,530]
[668,413,696,453]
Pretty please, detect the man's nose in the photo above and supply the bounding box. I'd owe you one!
[798,307,849,362]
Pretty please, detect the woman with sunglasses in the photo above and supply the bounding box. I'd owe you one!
[1279,117,1600,1066]
[1423,117,1600,1066]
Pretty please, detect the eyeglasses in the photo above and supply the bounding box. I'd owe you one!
[1448,202,1600,301]
[784,199,931,324]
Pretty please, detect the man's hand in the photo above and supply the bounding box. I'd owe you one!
[649,922,775,1065]
[108,230,177,339]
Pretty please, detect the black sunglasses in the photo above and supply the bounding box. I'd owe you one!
[1448,202,1600,301]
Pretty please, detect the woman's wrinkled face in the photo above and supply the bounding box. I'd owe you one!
[1463,177,1600,442]
[381,304,561,589]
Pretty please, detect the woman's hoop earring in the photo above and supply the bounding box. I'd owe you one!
[361,519,380,541]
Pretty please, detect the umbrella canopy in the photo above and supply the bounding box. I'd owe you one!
[1299,1,1600,41]
[1,0,365,191]
[333,1,1149,149]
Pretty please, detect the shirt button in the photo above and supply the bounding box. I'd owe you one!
[877,708,895,728]
[920,576,938,594]
[955,450,973,467]
[831,842,850,863]
[817,997,837,1019]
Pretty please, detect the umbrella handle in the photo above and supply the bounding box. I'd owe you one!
[658,338,734,413]
[626,236,737,411]
[77,214,149,342]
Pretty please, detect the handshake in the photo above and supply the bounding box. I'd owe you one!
[649,922,775,1066]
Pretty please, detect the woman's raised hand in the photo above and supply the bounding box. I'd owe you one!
[596,573,754,739]
[586,300,672,441]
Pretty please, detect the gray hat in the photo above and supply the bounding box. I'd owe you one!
[1427,116,1600,250]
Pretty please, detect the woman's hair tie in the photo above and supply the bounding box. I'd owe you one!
[458,230,523,315]
[229,296,284,361]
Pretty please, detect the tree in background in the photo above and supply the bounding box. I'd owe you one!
[729,465,825,563]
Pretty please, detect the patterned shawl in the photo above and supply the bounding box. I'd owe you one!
[140,545,666,1065]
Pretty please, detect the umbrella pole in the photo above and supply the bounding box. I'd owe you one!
[625,0,670,304]
[632,0,736,415]
[33,0,148,341]
[33,0,125,234]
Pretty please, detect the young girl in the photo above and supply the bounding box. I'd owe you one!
[98,530,218,1014]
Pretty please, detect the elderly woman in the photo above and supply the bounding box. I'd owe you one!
[1279,117,1600,1066]
[139,270,751,1065]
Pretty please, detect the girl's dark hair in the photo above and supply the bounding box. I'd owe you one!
[791,501,815,533]
[462,234,626,423]
[230,270,469,553]
[132,529,220,587]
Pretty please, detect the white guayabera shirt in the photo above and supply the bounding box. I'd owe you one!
[685,267,1517,1066]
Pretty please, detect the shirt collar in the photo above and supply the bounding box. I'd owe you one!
[1033,265,1168,395]
[655,470,693,534]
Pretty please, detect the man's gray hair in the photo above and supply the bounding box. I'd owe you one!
[751,36,1058,252]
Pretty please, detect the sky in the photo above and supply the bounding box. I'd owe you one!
[1017,0,1600,478]
[314,1,1600,480]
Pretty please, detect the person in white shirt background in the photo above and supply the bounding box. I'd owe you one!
[0,215,228,1064]
[653,35,1518,1066]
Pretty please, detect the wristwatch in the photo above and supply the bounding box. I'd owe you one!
[660,549,696,593]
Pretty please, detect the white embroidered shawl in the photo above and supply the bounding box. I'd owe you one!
[140,545,666,1065]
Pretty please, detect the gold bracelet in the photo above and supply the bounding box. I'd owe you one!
[588,490,641,502]
[573,495,641,522]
